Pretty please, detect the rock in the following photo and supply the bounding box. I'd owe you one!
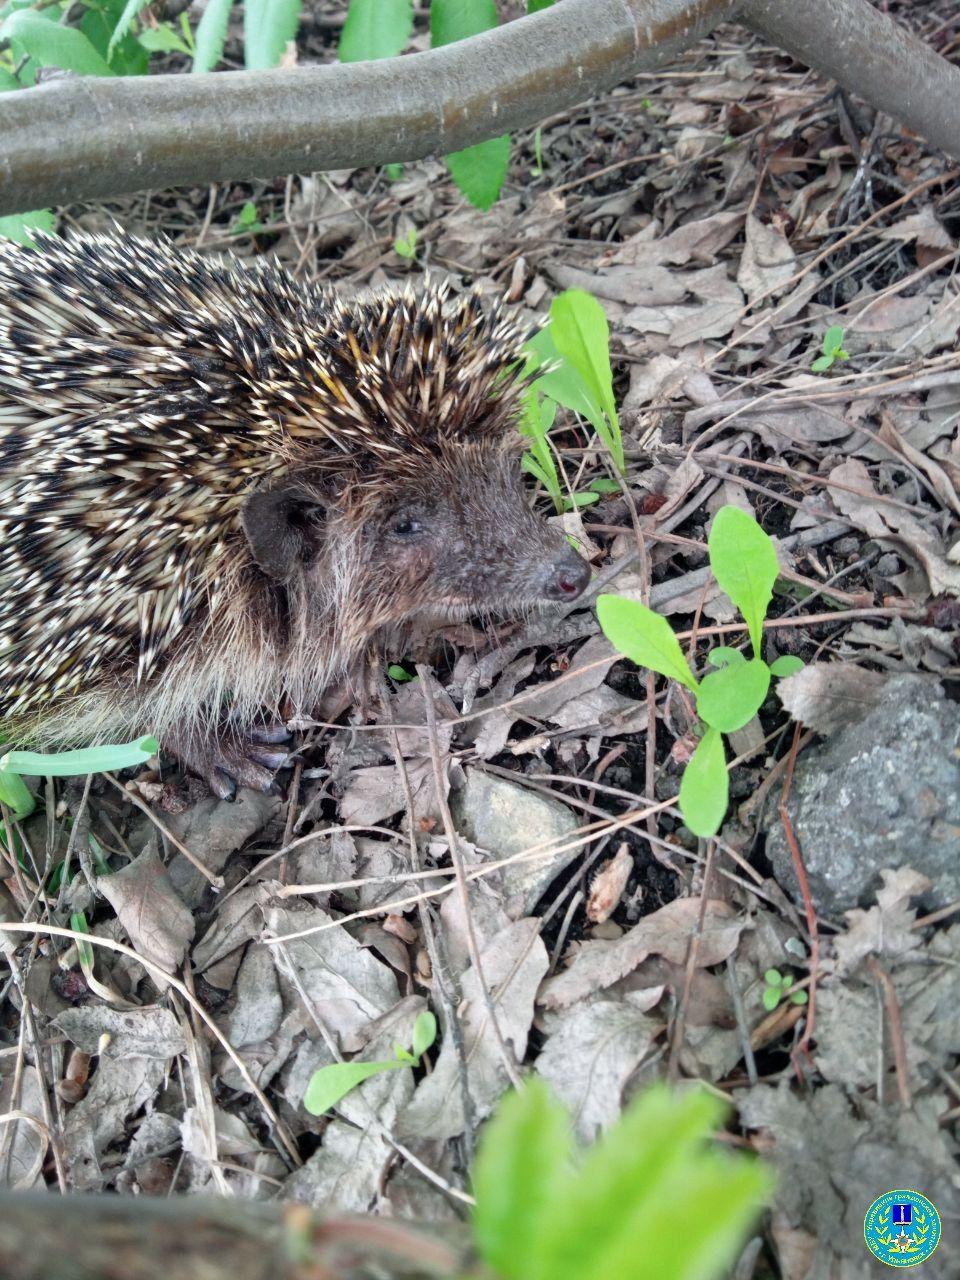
[764,675,960,915]
[451,768,580,916]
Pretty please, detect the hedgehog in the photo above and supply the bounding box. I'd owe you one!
[0,233,591,796]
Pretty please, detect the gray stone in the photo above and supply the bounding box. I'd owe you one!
[451,768,580,916]
[765,675,960,916]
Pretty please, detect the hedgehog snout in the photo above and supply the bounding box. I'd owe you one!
[542,546,591,602]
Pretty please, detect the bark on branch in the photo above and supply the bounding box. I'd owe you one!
[0,0,737,216]
[0,0,957,218]
[0,1192,472,1280]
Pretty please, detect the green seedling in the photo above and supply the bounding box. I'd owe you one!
[0,735,159,821]
[393,225,418,259]
[530,126,545,176]
[387,663,415,683]
[473,1078,772,1280]
[303,1010,437,1115]
[811,324,849,373]
[597,506,804,838]
[232,200,264,236]
[520,287,625,511]
[762,968,808,1012]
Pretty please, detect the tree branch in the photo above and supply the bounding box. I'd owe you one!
[0,0,958,218]
[740,0,960,162]
[0,1193,470,1280]
[0,0,736,216]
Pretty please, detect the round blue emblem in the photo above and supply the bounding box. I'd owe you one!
[864,1190,941,1267]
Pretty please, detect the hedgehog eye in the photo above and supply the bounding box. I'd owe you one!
[391,516,424,538]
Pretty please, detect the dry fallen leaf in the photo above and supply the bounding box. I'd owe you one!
[538,897,743,1010]
[586,845,633,923]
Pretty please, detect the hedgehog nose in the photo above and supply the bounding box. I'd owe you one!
[544,548,591,601]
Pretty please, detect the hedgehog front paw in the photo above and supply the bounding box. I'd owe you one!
[165,726,293,800]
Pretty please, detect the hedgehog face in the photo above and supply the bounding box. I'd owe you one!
[347,444,591,625]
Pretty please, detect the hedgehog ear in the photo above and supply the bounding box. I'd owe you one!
[242,485,320,581]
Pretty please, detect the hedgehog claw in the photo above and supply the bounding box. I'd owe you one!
[165,729,293,800]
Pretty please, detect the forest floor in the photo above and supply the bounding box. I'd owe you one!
[2,4,959,1278]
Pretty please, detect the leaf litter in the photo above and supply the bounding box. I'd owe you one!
[2,6,960,1277]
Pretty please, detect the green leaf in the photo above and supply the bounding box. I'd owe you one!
[411,1009,437,1057]
[107,0,150,58]
[534,1086,730,1280]
[445,134,510,212]
[548,290,623,471]
[0,769,34,819]
[387,663,414,682]
[790,989,809,1005]
[597,595,698,693]
[763,969,782,986]
[527,0,554,10]
[696,659,770,733]
[707,505,779,658]
[707,646,745,668]
[138,23,191,52]
[588,477,620,494]
[385,162,404,180]
[473,1079,573,1280]
[303,1059,400,1115]
[0,66,21,90]
[0,208,55,246]
[244,0,300,69]
[762,986,781,1012]
[822,324,845,355]
[1,10,115,75]
[339,0,412,61]
[192,0,233,71]
[678,727,728,838]
[1,735,159,777]
[430,0,497,46]
[70,911,95,970]
[810,354,833,373]
[769,654,804,678]
[569,491,599,508]
[526,328,607,435]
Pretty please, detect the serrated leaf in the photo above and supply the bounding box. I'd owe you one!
[107,0,150,57]
[679,727,728,838]
[597,595,698,692]
[445,134,510,212]
[339,0,412,61]
[696,659,770,733]
[1,9,114,75]
[473,1079,573,1280]
[244,0,300,69]
[430,0,496,46]
[707,506,778,658]
[769,654,804,678]
[303,1059,400,1114]
[192,0,233,71]
[411,1010,437,1057]
[534,1087,726,1280]
[1,735,159,777]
